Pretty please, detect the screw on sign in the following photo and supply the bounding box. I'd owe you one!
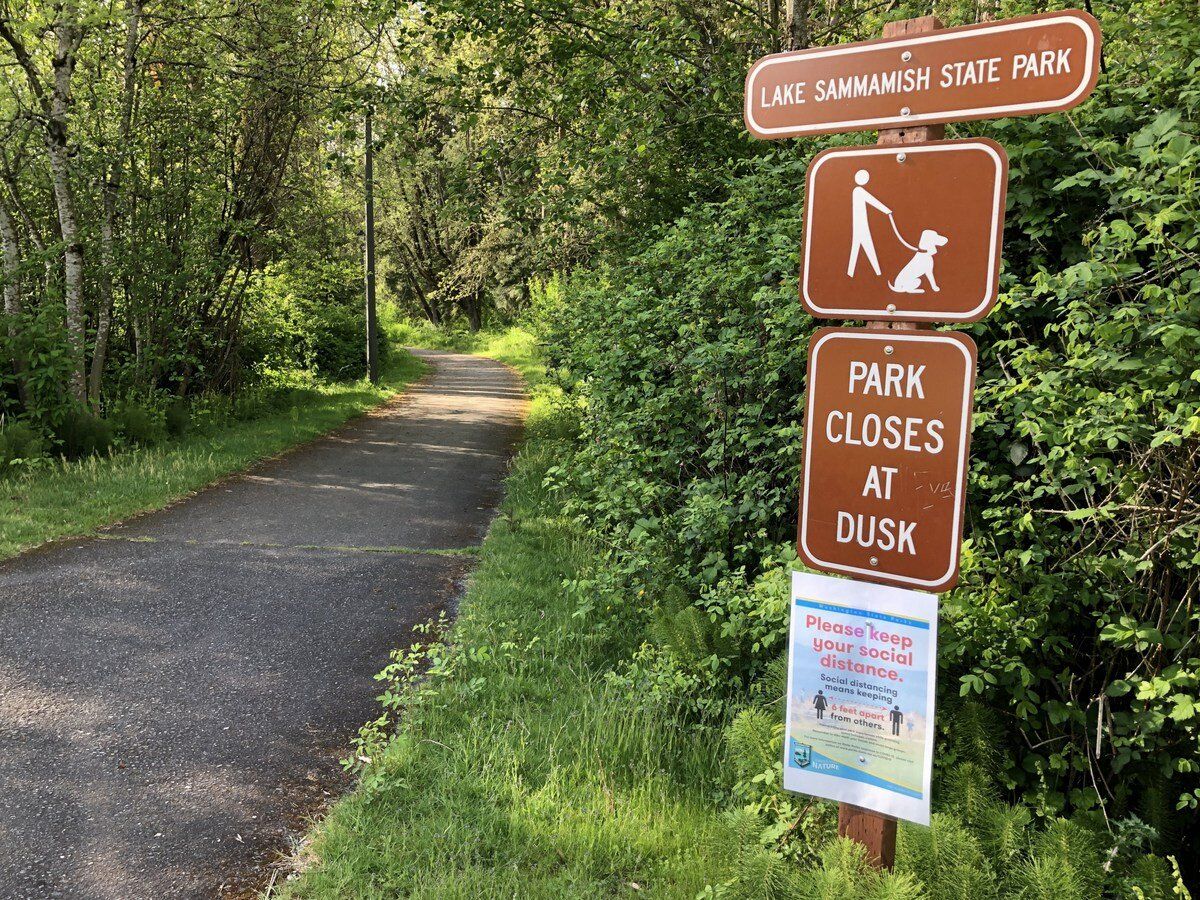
[743,8,1101,873]
[798,328,977,593]
[801,139,1008,323]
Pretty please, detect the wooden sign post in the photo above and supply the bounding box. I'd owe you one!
[743,9,1102,871]
[847,17,939,867]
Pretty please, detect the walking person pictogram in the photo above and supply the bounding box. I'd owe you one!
[813,689,828,720]
[847,170,892,277]
[890,705,903,736]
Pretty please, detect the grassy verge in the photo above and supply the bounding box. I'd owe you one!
[0,351,426,562]
[277,332,731,898]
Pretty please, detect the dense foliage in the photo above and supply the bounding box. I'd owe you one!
[0,0,390,460]
[5,0,1197,891]
[368,0,889,329]
[528,0,1200,873]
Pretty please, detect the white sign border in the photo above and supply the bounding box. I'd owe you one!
[745,13,1098,137]
[798,329,974,590]
[783,570,939,825]
[801,140,1006,322]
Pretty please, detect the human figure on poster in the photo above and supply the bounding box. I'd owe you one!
[890,705,903,736]
[813,689,828,720]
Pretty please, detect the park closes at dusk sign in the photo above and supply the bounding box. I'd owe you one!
[745,10,1101,138]
[798,328,977,593]
[801,139,1008,323]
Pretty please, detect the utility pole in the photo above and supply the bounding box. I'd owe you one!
[364,106,379,384]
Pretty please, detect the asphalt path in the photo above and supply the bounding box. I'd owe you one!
[0,351,526,899]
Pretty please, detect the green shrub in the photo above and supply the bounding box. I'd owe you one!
[111,403,164,446]
[164,398,190,438]
[799,838,924,900]
[0,421,45,472]
[386,314,484,352]
[53,408,115,459]
[245,257,371,381]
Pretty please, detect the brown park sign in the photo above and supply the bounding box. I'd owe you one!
[798,328,977,592]
[745,10,1101,139]
[801,139,1008,323]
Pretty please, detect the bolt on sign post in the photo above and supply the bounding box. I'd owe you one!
[744,8,1100,871]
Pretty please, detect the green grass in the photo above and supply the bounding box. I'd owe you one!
[277,330,731,899]
[0,351,426,562]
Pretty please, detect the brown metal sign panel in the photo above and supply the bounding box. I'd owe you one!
[801,139,1008,323]
[745,10,1101,139]
[798,327,977,593]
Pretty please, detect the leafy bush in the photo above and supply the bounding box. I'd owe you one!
[164,398,190,438]
[386,313,487,352]
[111,403,164,447]
[0,302,79,426]
[0,421,44,473]
[53,408,115,460]
[246,257,376,381]
[716,731,1187,899]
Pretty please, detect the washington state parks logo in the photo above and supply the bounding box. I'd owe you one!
[792,741,812,768]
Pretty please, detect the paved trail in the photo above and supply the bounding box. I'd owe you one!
[0,352,525,899]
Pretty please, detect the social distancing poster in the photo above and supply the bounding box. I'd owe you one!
[784,571,937,824]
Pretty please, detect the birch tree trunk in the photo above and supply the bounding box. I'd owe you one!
[47,4,87,404]
[88,0,142,405]
[0,202,19,321]
[9,190,56,293]
[0,201,28,404]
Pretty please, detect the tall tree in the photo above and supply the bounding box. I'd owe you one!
[88,0,141,404]
[0,0,87,401]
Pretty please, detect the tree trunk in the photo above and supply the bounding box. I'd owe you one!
[0,201,27,404]
[459,291,482,332]
[0,180,54,293]
[88,0,142,407]
[91,194,115,408]
[46,6,86,404]
[0,202,19,322]
[768,0,781,52]
[785,0,810,50]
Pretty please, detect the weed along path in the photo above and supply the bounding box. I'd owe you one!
[0,351,526,899]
